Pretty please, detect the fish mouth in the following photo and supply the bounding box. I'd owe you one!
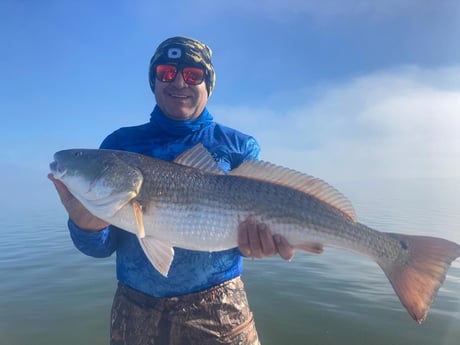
[49,160,67,179]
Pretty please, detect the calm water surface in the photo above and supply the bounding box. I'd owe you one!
[1,178,459,344]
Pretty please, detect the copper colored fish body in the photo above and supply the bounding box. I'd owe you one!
[50,144,460,324]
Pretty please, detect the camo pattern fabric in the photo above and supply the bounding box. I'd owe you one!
[110,277,260,345]
[148,36,216,96]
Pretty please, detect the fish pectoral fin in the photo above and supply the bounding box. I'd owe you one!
[294,242,324,254]
[139,237,174,278]
[132,200,145,238]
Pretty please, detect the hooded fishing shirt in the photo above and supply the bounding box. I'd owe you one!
[68,106,260,297]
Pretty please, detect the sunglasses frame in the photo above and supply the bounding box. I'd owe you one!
[155,64,205,86]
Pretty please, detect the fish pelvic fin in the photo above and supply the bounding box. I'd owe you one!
[139,237,175,278]
[378,233,460,324]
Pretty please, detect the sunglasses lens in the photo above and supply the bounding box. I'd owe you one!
[182,67,205,85]
[156,65,177,82]
[155,65,205,85]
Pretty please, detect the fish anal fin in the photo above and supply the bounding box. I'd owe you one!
[230,160,357,222]
[132,200,145,239]
[378,233,460,324]
[139,237,174,278]
[295,242,324,254]
[173,144,224,175]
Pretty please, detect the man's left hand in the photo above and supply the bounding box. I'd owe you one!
[238,216,295,260]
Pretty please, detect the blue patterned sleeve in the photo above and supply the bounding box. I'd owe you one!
[243,136,261,161]
[68,220,118,258]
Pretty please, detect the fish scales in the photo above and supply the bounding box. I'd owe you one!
[130,159,403,262]
[50,145,460,324]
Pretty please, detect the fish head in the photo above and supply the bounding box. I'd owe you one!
[50,149,144,218]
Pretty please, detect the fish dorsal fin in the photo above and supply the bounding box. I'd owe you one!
[230,160,357,222]
[173,144,224,175]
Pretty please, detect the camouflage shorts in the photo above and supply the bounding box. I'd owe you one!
[110,277,260,345]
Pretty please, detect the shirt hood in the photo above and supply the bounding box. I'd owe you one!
[149,105,214,137]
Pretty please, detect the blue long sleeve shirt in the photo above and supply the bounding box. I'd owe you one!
[68,106,260,297]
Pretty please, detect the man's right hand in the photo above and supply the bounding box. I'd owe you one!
[48,174,110,231]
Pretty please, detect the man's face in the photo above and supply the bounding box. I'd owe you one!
[154,67,208,121]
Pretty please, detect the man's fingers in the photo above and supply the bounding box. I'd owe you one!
[48,173,74,204]
[274,235,295,261]
[48,174,109,231]
[238,216,277,258]
[238,216,295,260]
[237,218,251,257]
[247,216,264,258]
[258,223,276,257]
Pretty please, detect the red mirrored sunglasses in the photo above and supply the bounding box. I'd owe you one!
[155,64,205,85]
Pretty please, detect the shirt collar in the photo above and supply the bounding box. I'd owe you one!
[149,105,213,136]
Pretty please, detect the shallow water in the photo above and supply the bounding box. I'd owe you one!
[1,178,459,344]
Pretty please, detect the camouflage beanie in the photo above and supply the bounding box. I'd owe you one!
[149,36,216,96]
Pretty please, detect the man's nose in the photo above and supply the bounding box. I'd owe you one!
[171,71,187,87]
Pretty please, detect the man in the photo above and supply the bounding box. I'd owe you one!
[49,36,294,345]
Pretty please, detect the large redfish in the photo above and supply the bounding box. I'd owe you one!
[49,144,460,324]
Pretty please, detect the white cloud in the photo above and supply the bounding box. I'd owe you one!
[212,65,460,181]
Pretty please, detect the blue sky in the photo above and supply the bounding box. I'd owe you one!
[1,0,459,205]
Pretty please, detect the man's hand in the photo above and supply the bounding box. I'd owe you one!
[48,174,110,231]
[238,216,295,260]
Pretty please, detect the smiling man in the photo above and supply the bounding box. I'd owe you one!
[149,37,213,121]
[50,36,294,345]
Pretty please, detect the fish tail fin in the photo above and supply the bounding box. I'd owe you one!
[377,233,460,324]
